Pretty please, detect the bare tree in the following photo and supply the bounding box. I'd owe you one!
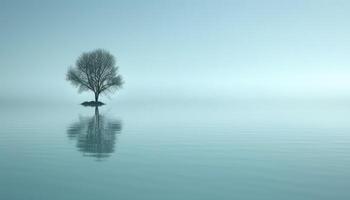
[67,49,123,103]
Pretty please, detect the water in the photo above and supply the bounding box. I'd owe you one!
[1,101,350,200]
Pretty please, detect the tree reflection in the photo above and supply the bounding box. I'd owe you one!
[67,107,122,160]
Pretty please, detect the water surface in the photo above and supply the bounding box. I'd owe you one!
[1,101,350,199]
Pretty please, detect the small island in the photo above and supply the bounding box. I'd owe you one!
[81,101,105,107]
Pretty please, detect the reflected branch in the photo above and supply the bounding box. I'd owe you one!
[67,107,122,161]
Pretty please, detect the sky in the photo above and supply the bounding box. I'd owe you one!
[1,0,350,104]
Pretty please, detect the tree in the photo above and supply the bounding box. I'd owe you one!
[67,49,123,104]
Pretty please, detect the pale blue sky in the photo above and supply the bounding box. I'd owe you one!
[1,0,350,104]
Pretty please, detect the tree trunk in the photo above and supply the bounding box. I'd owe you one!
[95,93,99,103]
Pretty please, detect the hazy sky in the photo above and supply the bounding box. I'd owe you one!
[1,0,350,104]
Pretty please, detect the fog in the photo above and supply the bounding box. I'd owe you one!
[1,0,350,105]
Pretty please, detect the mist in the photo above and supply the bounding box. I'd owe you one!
[1,0,350,104]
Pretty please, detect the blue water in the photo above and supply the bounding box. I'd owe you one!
[1,101,350,199]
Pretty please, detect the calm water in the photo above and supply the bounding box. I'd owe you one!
[1,101,350,200]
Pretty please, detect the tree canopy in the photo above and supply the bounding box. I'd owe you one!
[67,49,123,103]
